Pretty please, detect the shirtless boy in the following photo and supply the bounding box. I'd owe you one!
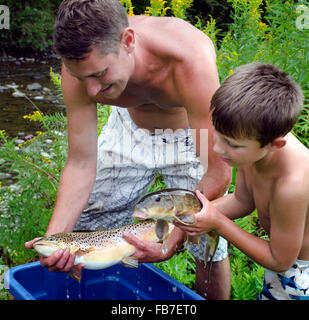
[175,62,309,299]
[25,0,231,299]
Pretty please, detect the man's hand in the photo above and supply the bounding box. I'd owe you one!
[24,238,84,274]
[122,232,169,263]
[122,227,186,263]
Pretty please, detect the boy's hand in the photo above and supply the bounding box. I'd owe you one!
[173,190,220,236]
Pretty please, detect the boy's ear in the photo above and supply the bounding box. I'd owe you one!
[120,28,135,53]
[270,137,287,150]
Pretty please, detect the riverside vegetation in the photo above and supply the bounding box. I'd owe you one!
[0,0,308,300]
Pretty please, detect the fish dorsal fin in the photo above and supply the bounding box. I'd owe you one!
[121,256,139,268]
[136,188,195,204]
[94,225,107,231]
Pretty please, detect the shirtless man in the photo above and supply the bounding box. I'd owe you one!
[25,0,231,299]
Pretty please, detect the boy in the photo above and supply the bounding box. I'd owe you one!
[174,62,309,300]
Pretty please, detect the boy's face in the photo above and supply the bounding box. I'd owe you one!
[213,130,270,167]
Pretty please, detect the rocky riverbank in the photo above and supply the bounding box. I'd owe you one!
[0,54,63,138]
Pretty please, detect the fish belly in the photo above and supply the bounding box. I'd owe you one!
[74,244,136,270]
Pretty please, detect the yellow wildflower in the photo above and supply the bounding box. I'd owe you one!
[23,111,44,122]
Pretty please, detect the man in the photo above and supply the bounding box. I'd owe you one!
[26,0,231,299]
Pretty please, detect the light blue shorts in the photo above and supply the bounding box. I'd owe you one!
[257,259,309,300]
[75,106,228,262]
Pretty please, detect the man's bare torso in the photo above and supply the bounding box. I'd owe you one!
[93,16,216,132]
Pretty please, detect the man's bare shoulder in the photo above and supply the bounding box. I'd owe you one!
[130,15,216,61]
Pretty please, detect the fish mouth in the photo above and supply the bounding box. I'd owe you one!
[132,210,149,220]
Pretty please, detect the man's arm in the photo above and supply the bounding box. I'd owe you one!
[175,41,231,200]
[25,65,98,271]
[47,65,98,234]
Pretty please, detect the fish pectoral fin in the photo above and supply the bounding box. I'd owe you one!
[73,247,95,256]
[175,210,196,225]
[187,235,200,245]
[121,256,139,268]
[67,265,83,283]
[155,220,170,241]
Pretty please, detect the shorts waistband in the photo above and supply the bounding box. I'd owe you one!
[295,258,309,265]
[115,106,192,142]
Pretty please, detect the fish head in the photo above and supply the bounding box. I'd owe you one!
[33,234,68,257]
[133,191,175,221]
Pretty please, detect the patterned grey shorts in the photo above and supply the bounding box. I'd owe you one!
[75,106,228,262]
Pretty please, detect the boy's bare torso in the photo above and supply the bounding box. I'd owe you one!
[241,133,309,260]
[92,15,217,132]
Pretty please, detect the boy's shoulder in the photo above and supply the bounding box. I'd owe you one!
[274,134,309,199]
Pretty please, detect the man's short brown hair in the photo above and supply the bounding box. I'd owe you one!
[211,62,304,147]
[54,0,128,60]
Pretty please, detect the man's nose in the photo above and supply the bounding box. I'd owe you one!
[86,78,102,97]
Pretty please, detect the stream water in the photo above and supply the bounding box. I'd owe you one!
[0,56,63,138]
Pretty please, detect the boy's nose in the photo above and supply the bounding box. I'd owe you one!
[213,138,225,155]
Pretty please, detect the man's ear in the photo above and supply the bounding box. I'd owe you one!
[120,28,135,53]
[270,137,287,150]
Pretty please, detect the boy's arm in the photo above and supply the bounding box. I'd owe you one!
[179,179,307,272]
[211,168,255,219]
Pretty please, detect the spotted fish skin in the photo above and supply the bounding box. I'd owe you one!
[33,221,171,272]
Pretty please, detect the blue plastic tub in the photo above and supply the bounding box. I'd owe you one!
[5,261,204,300]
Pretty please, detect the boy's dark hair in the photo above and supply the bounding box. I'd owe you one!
[211,62,304,147]
[54,0,128,60]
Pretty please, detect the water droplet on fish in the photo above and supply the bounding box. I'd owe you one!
[172,286,177,293]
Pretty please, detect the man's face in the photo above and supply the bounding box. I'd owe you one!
[213,130,270,167]
[63,46,133,100]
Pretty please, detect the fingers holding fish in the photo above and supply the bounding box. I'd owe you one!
[122,231,167,262]
[39,248,76,273]
[173,220,204,237]
[194,190,209,217]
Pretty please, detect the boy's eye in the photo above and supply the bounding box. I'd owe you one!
[226,140,240,148]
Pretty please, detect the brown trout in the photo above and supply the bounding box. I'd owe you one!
[133,188,219,278]
[33,221,173,282]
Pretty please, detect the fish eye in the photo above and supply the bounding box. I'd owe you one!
[155,196,161,202]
